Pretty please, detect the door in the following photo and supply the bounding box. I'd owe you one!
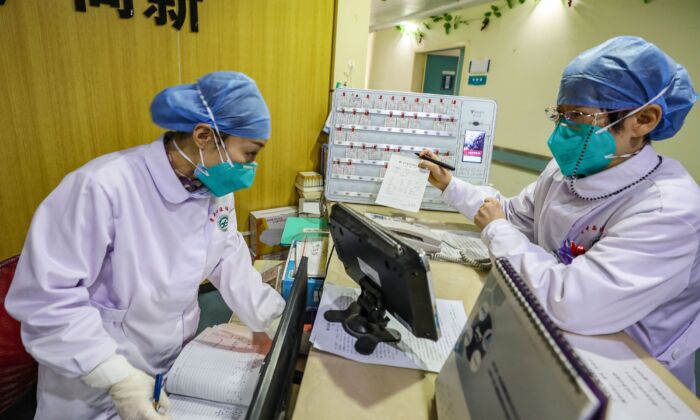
[423,54,459,95]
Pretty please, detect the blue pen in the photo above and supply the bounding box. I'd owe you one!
[153,373,164,411]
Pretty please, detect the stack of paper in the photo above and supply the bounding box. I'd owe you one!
[296,171,324,200]
[298,198,321,217]
[565,334,697,420]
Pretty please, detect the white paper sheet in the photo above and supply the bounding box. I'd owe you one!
[170,395,247,420]
[374,154,430,213]
[565,334,697,420]
[310,284,467,373]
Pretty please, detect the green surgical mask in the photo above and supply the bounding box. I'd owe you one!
[172,137,257,197]
[547,122,617,177]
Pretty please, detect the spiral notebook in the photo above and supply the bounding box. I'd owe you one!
[436,257,608,420]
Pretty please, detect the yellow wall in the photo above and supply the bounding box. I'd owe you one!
[367,0,700,192]
[333,0,371,88]
[0,1,334,260]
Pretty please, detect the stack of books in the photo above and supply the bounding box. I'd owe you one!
[295,171,323,216]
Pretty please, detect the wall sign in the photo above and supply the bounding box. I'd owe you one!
[468,75,487,86]
[74,0,204,32]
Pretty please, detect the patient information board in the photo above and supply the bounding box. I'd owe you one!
[325,89,497,211]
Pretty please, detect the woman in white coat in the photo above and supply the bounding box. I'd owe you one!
[420,36,700,391]
[6,71,286,419]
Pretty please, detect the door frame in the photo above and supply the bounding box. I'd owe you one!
[411,42,468,94]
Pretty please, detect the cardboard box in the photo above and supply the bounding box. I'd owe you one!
[248,206,297,257]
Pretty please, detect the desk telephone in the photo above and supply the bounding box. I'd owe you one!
[371,218,443,254]
[367,215,491,270]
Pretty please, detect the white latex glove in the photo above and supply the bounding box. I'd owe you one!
[109,369,172,420]
[83,354,171,420]
[265,316,281,340]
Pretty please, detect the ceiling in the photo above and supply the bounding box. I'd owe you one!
[370,0,492,31]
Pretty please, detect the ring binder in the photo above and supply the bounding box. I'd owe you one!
[436,257,609,420]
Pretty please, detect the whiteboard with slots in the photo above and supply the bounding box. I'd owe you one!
[324,88,497,211]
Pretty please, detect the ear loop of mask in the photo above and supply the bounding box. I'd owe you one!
[592,81,672,160]
[593,82,673,135]
[196,85,234,167]
[171,136,211,176]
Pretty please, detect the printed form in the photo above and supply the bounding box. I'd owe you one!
[311,284,467,373]
[170,396,247,420]
[565,334,697,419]
[375,154,430,213]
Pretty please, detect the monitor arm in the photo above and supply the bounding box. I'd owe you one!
[323,275,401,355]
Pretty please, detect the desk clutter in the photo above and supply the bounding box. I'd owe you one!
[296,171,324,219]
[310,283,466,373]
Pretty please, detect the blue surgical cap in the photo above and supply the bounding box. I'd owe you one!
[151,71,271,140]
[557,36,697,140]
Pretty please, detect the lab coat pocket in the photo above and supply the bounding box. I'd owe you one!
[90,300,128,340]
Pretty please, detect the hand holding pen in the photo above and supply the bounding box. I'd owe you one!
[416,150,453,191]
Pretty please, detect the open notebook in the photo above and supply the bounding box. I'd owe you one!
[166,324,267,420]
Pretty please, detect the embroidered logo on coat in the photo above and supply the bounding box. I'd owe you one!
[557,224,606,265]
[209,205,231,232]
[217,214,229,232]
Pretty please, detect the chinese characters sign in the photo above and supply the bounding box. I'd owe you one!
[74,0,203,32]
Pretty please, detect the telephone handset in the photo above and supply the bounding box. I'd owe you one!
[371,218,443,254]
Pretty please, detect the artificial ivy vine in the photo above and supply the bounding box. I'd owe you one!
[394,0,653,40]
[425,13,470,35]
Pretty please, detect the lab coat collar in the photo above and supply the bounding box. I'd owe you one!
[145,138,210,204]
[570,145,659,197]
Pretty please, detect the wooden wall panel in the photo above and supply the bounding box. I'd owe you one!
[178,0,334,230]
[0,1,334,259]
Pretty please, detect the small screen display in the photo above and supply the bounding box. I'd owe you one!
[462,130,486,163]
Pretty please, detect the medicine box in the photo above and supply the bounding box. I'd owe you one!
[281,240,325,323]
[249,206,297,257]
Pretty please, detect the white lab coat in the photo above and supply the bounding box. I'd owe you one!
[6,138,285,419]
[442,145,700,391]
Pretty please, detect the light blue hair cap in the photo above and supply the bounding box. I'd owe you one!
[150,71,271,140]
[557,36,697,140]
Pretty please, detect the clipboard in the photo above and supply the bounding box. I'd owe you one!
[436,257,608,420]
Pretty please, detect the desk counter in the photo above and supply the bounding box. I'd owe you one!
[292,204,700,419]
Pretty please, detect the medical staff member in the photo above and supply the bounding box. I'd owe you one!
[6,71,286,419]
[420,36,700,391]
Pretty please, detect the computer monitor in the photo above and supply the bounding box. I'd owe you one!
[324,203,440,355]
[246,256,308,420]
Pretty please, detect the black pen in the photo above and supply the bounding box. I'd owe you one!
[414,152,456,171]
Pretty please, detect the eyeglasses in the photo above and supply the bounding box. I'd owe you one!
[544,107,618,125]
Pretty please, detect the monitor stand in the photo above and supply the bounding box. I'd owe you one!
[323,275,401,355]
